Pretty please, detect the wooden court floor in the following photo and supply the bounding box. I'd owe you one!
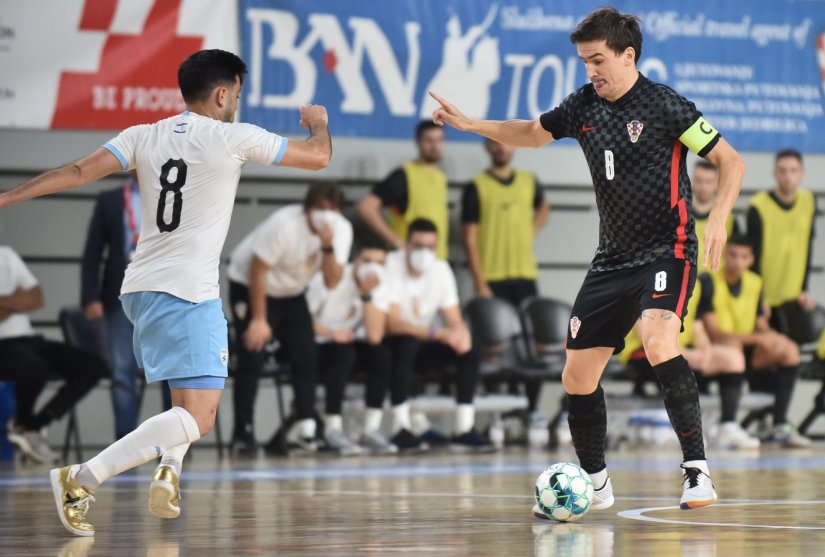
[2,446,825,556]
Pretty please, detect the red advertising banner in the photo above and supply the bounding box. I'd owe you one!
[0,0,238,130]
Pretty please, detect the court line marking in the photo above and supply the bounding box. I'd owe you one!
[4,452,825,487]
[618,501,825,531]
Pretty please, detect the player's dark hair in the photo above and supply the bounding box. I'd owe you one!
[775,148,803,165]
[694,160,718,173]
[570,7,643,62]
[357,237,387,254]
[407,218,438,239]
[178,49,248,104]
[416,120,442,140]
[727,234,753,250]
[304,182,344,212]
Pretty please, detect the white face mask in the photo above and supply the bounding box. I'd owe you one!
[356,262,385,284]
[310,209,336,232]
[409,248,436,274]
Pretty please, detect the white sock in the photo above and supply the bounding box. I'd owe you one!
[410,410,430,436]
[159,443,190,478]
[455,404,475,434]
[325,414,343,433]
[364,408,383,433]
[590,468,609,490]
[683,459,710,476]
[297,418,316,439]
[78,407,200,489]
[392,402,411,433]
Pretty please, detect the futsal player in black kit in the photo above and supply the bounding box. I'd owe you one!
[430,8,744,515]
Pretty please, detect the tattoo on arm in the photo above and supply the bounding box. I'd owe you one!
[308,121,332,158]
[641,309,677,321]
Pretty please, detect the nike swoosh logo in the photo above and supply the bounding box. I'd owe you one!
[581,125,596,132]
[680,426,700,438]
[652,293,673,299]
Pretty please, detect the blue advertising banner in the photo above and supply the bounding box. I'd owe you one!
[239,0,825,152]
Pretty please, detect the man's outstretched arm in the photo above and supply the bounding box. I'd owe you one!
[0,149,122,209]
[429,91,555,148]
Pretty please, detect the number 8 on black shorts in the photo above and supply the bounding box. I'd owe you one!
[566,258,697,353]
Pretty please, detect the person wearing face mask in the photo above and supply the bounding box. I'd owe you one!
[226,183,352,456]
[380,218,495,452]
[357,120,450,259]
[305,241,398,456]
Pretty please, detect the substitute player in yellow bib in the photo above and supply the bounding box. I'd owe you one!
[698,235,809,447]
[747,149,816,313]
[430,7,745,513]
[462,139,549,305]
[358,121,450,259]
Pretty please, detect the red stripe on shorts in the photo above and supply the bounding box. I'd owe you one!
[675,260,691,317]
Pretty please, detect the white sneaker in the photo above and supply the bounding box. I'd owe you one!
[359,430,399,455]
[590,476,614,510]
[325,429,365,456]
[7,423,57,463]
[532,503,550,519]
[768,424,812,448]
[717,422,760,450]
[679,464,717,510]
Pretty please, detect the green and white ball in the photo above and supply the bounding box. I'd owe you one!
[534,463,594,522]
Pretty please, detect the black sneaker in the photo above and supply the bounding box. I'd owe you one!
[229,434,258,458]
[391,428,429,453]
[420,428,450,447]
[450,429,497,453]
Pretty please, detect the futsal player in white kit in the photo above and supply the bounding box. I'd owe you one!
[0,49,332,537]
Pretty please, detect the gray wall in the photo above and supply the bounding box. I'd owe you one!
[1,127,824,445]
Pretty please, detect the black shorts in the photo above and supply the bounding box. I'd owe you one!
[566,258,696,353]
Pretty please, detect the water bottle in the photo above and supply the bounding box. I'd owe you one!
[0,381,16,461]
[488,418,505,449]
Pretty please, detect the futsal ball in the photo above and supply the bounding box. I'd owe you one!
[534,463,594,522]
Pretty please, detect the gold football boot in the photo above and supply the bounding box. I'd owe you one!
[148,465,181,519]
[50,465,96,537]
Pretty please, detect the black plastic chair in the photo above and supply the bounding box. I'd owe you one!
[465,297,528,378]
[773,302,825,345]
[519,296,572,376]
[58,307,110,463]
[792,305,825,436]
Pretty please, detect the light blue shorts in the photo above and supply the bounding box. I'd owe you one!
[121,292,228,386]
[169,376,226,390]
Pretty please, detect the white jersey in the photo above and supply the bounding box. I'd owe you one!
[0,246,37,339]
[104,111,288,303]
[383,250,459,328]
[306,264,388,342]
[226,205,352,297]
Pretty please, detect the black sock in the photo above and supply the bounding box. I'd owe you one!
[718,373,744,423]
[773,366,797,425]
[567,385,607,474]
[653,355,706,462]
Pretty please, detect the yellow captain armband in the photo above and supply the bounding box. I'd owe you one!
[679,117,720,157]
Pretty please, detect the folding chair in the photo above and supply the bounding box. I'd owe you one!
[58,307,110,463]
